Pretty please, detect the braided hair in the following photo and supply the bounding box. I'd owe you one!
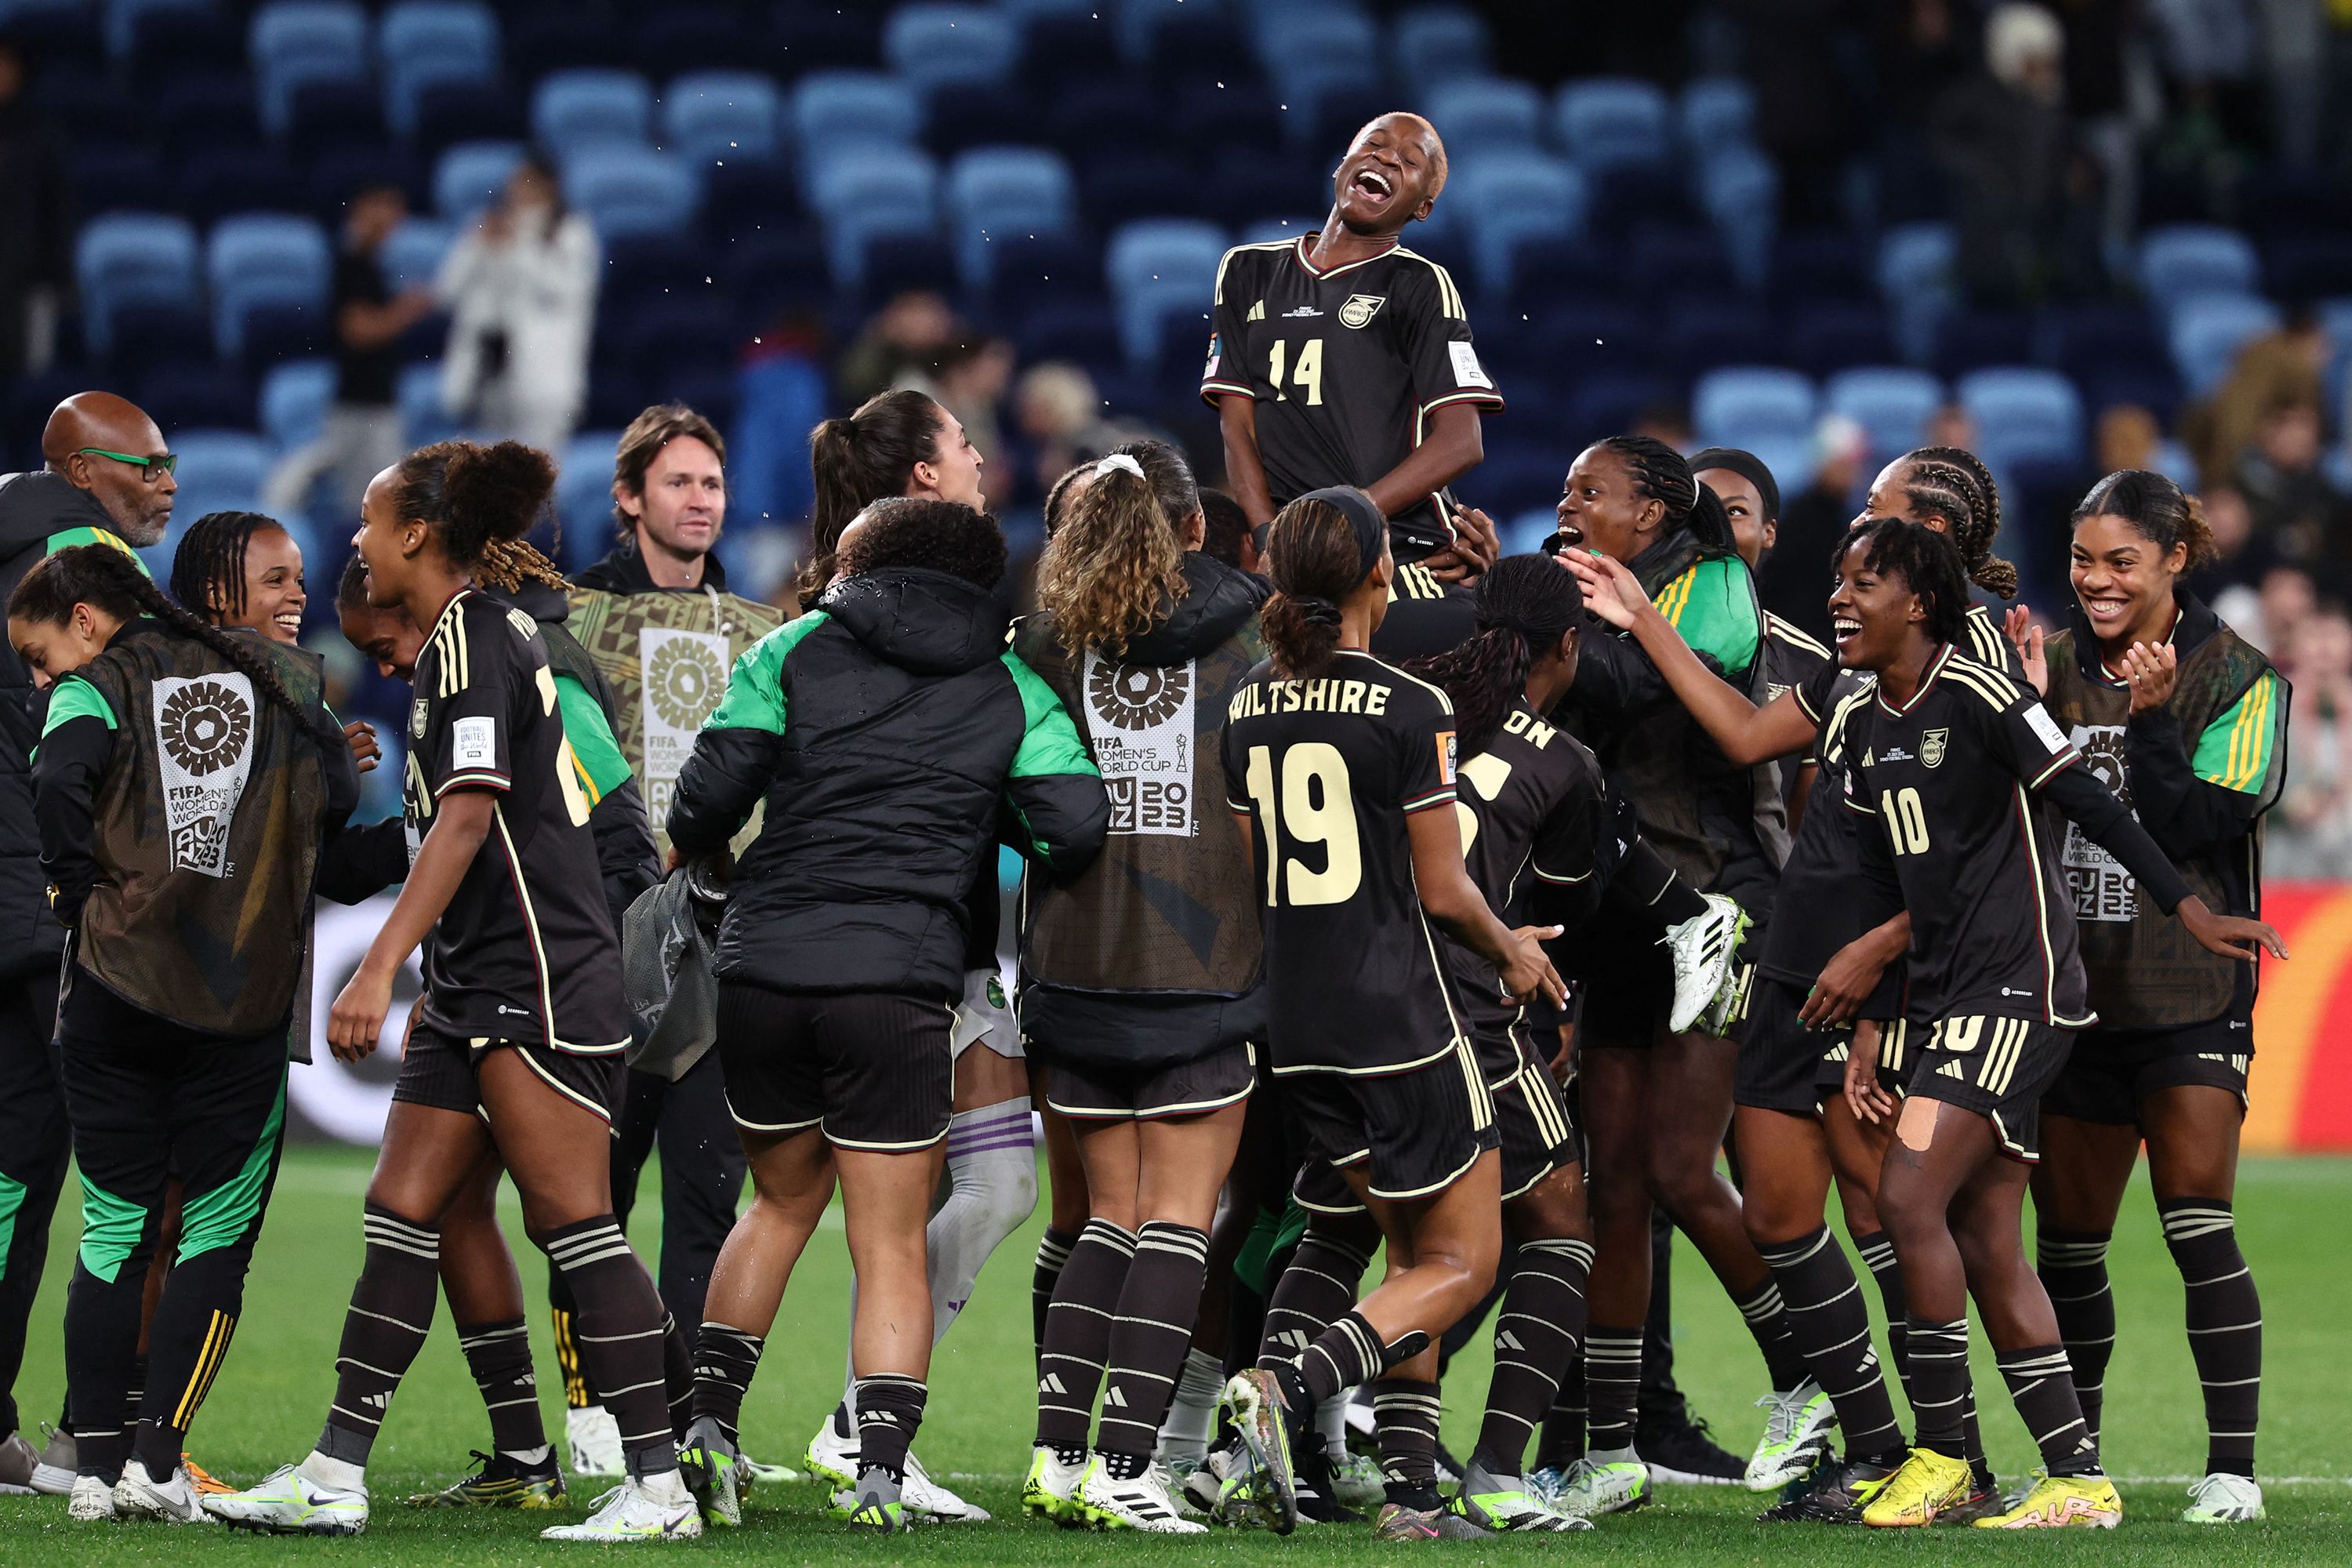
[1599,434,1735,554]
[387,440,558,572]
[1406,555,1584,755]
[1840,519,1969,645]
[1902,446,2016,599]
[2071,468,2216,571]
[12,544,311,724]
[169,510,285,623]
[472,537,570,595]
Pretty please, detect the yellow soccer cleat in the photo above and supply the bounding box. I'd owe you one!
[1973,1472,2123,1530]
[1860,1446,1973,1528]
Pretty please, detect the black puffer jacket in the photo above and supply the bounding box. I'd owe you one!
[668,566,1109,998]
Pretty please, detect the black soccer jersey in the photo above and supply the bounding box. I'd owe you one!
[1845,644,2094,1027]
[1762,614,1835,760]
[1760,660,1880,987]
[1221,648,1468,1075]
[405,589,630,1054]
[1370,558,1479,660]
[1202,236,1502,550]
[1439,700,1609,1082]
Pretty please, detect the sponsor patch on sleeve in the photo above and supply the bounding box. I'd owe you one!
[1448,340,1492,390]
[453,716,496,768]
[2025,703,2071,755]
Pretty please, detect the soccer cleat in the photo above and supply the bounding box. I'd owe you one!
[844,1470,908,1534]
[1327,1446,1385,1507]
[677,1416,742,1528]
[2183,1472,2265,1524]
[1178,1438,1237,1518]
[1936,1479,2007,1525]
[1449,1459,1594,1532]
[1079,1457,1207,1534]
[112,1458,209,1523]
[1860,1446,1973,1528]
[1973,1472,2122,1530]
[1292,1446,1361,1524]
[1218,1368,1299,1535]
[807,1417,985,1523]
[1747,1379,1838,1490]
[901,1450,989,1523]
[1757,1454,1898,1523]
[182,1454,234,1496]
[539,1479,702,1541]
[202,1461,369,1535]
[802,1416,857,1490]
[406,1448,566,1508]
[1663,893,1748,1034]
[1373,1501,1492,1540]
[0,1430,38,1494]
[739,1450,800,1487]
[1637,1409,1748,1484]
[1022,1445,1085,1525]
[69,1474,116,1520]
[1550,1454,1651,1517]
[565,1403,625,1479]
[31,1422,76,1494]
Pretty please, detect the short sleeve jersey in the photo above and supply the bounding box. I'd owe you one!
[1221,648,1468,1075]
[1762,615,1835,764]
[404,590,629,1053]
[1844,644,2095,1026]
[1440,701,1608,1082]
[1369,559,1479,660]
[1759,661,1878,986]
[1201,238,1502,547]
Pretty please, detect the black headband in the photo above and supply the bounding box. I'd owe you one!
[1690,447,1781,521]
[1295,485,1387,579]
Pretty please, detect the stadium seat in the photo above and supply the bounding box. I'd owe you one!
[1696,144,1777,291]
[1424,79,1543,158]
[562,146,698,244]
[249,0,371,137]
[662,72,782,165]
[532,69,654,157]
[2167,294,2282,399]
[1105,218,1227,368]
[1255,9,1381,136]
[377,1,499,139]
[1824,367,1941,459]
[1392,7,1490,95]
[106,0,209,60]
[790,71,921,166]
[883,4,1018,96]
[259,358,336,452]
[1875,221,1957,363]
[1679,76,1755,154]
[433,140,524,219]
[74,210,201,357]
[1693,367,1817,452]
[1450,151,1584,298]
[1957,367,2083,473]
[553,430,625,569]
[1553,78,1671,175]
[207,213,332,359]
[168,429,273,520]
[943,147,1076,294]
[397,359,464,444]
[2138,224,2260,314]
[380,217,455,292]
[1783,302,1898,376]
[806,146,940,290]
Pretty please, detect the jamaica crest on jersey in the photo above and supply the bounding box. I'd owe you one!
[1921,727,1950,768]
[1338,293,1386,328]
[153,672,258,877]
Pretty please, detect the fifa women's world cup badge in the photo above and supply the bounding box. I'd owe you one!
[1083,652,1195,837]
[154,673,259,876]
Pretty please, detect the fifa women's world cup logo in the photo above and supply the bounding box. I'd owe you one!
[640,629,733,821]
[154,673,260,877]
[1083,654,1196,837]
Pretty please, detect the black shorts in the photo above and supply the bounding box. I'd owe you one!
[715,983,954,1152]
[1047,1042,1255,1121]
[1738,975,1832,1115]
[1815,1014,1925,1103]
[394,1023,623,1127]
[1492,1026,1578,1200]
[1903,1015,2074,1162]
[2042,1014,2253,1126]
[1286,1042,1499,1211]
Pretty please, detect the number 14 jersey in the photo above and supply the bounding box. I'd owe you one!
[1221,648,1470,1075]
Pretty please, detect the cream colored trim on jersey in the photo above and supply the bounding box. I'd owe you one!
[1766,613,1835,662]
[724,1092,822,1134]
[1337,647,1458,713]
[1940,655,2021,710]
[1047,1079,1254,1122]
[1393,246,1467,318]
[2006,783,2096,1028]
[490,803,628,1057]
[1877,641,1954,717]
[1290,234,1399,281]
[1210,239,1294,307]
[514,1043,615,1123]
[1963,604,2013,670]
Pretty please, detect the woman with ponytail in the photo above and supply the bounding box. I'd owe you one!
[1012,442,1268,1530]
[10,543,357,1522]
[1860,446,2031,676]
[802,388,983,606]
[207,441,699,1543]
[1216,488,1566,1541]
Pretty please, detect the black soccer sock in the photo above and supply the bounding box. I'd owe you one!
[1757,1227,1905,1460]
[2161,1197,2261,1478]
[1035,1218,1134,1458]
[1475,1236,1591,1478]
[1853,1229,1914,1402]
[1730,1276,1810,1392]
[1095,1221,1209,1463]
[64,1247,153,1482]
[2035,1227,2114,1445]
[1374,1377,1444,1512]
[1616,837,1711,927]
[458,1319,546,1456]
[315,1206,441,1465]
[691,1323,763,1443]
[1294,1309,1428,1414]
[122,1352,147,1436]
[855,1374,927,1485]
[660,1312,694,1440]
[1536,1352,1585,1471]
[1996,1344,2099,1475]
[1030,1227,1076,1372]
[1258,1225,1374,1371]
[1904,1316,1972,1457]
[539,1215,675,1481]
[1582,1325,1643,1453]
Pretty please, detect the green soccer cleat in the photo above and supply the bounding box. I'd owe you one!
[538,1479,701,1541]
[677,1416,742,1528]
[201,1461,368,1536]
[1449,1459,1594,1532]
[844,1470,909,1534]
[1218,1368,1299,1535]
[1747,1378,1838,1490]
[407,1448,566,1508]
[1022,1445,1085,1525]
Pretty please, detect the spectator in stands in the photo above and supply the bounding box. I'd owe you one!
[2274,605,2352,873]
[0,40,63,385]
[1014,363,1126,499]
[2185,308,2329,486]
[1722,0,1858,221]
[836,290,956,408]
[1755,414,1867,644]
[2235,399,2347,587]
[2226,561,2319,662]
[907,336,1016,511]
[1932,2,2098,304]
[265,184,434,518]
[2185,481,2278,603]
[437,152,597,453]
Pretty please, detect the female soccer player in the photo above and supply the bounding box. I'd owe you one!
[205,441,692,1543]
[12,544,355,1522]
[169,510,310,644]
[1216,487,1563,1541]
[1014,448,1267,1533]
[1859,445,2026,676]
[2026,471,2285,1525]
[1825,519,2281,1530]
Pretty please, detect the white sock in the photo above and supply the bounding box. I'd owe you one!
[1158,1347,1225,1465]
[637,1467,690,1507]
[1316,1391,1350,1461]
[503,1445,551,1467]
[1589,1444,1639,1465]
[301,1450,365,1494]
[926,1095,1038,1345]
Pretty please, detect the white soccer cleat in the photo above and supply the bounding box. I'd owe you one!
[539,1479,703,1541]
[1327,1446,1385,1507]
[68,1474,116,1521]
[801,1416,856,1490]
[1747,1378,1838,1490]
[2182,1472,2265,1524]
[1662,894,1748,1035]
[806,1413,986,1523]
[1549,1454,1652,1518]
[566,1404,626,1479]
[31,1422,77,1495]
[1022,1445,1086,1523]
[1080,1457,1207,1534]
[112,1458,210,1523]
[201,1461,368,1535]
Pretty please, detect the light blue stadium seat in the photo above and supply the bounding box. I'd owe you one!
[208,213,332,358]
[106,0,208,60]
[662,71,782,165]
[379,1,499,138]
[397,360,462,445]
[74,210,201,356]
[883,4,1018,96]
[2168,294,2282,399]
[533,69,653,157]
[997,0,1094,21]
[1680,75,1755,154]
[1693,367,1818,451]
[1824,367,1942,459]
[790,71,921,169]
[1504,506,1560,557]
[1257,9,1381,132]
[1697,144,1777,292]
[556,430,623,568]
[562,147,698,244]
[807,147,939,288]
[1392,6,1490,95]
[260,358,336,452]
[1424,79,1542,158]
[944,147,1076,292]
[1450,150,1584,297]
[2138,225,2260,314]
[434,140,524,219]
[1876,221,1957,364]
[250,1,370,136]
[380,216,454,290]
[137,429,274,578]
[1957,367,2083,473]
[1554,78,1670,174]
[1106,218,1228,367]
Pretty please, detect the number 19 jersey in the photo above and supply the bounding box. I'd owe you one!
[1221,648,1468,1075]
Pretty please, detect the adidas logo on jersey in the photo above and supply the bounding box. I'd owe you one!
[1039,1374,1065,1396]
[1938,1060,1966,1080]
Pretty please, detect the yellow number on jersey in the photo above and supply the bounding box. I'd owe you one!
[1453,753,1513,859]
[1264,336,1326,406]
[1244,741,1363,906]
[1880,786,1929,855]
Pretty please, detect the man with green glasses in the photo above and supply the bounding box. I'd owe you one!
[0,389,173,1494]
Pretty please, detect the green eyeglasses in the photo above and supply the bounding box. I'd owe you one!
[74,448,176,481]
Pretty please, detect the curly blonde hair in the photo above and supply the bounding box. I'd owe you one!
[1036,453,1189,654]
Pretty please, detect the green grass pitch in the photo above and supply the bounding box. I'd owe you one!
[4,1145,2347,1563]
